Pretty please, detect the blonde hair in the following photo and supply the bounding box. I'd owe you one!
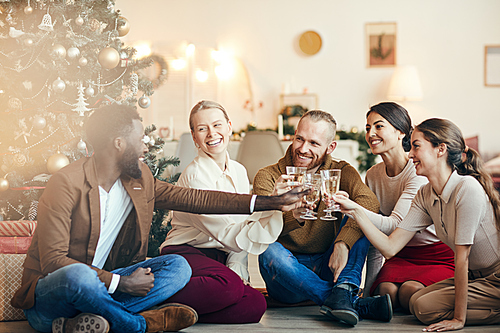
[189,100,229,131]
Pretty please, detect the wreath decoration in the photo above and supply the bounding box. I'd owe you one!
[142,54,169,89]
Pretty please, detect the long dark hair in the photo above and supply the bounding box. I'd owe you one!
[416,118,500,229]
[367,102,413,152]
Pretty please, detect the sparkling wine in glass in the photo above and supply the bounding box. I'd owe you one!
[320,169,341,221]
[286,166,307,187]
[300,173,321,220]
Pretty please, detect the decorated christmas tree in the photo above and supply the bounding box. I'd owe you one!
[0,0,168,221]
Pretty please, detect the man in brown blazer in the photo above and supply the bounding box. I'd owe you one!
[12,104,306,333]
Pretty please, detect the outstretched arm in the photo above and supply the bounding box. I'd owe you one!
[334,193,415,259]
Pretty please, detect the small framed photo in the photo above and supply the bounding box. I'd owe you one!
[366,22,397,67]
[485,45,500,87]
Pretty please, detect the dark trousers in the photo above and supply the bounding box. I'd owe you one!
[162,244,266,323]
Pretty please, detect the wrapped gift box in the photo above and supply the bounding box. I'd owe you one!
[0,254,26,321]
[0,237,33,254]
[0,221,37,237]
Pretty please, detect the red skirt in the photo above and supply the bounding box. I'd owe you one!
[370,241,455,296]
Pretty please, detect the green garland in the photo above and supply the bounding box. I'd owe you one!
[336,130,377,173]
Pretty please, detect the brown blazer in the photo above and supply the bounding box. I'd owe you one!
[12,156,252,309]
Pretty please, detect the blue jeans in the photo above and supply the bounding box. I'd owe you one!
[24,254,191,333]
[259,217,370,305]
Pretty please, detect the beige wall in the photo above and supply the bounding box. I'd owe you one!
[118,0,500,157]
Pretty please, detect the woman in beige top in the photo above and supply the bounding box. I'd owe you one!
[335,118,500,331]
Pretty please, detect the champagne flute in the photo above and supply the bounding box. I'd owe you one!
[320,169,341,221]
[286,166,307,186]
[300,173,321,220]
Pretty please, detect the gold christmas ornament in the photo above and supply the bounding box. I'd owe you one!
[24,38,33,46]
[52,44,66,59]
[117,16,130,37]
[47,153,70,174]
[98,47,120,69]
[0,178,9,192]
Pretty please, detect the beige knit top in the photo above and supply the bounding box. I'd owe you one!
[253,146,380,254]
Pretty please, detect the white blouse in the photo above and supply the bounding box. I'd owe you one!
[160,149,282,281]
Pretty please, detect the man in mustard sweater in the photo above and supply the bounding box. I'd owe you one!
[254,110,392,326]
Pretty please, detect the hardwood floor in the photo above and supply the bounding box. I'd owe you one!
[2,307,498,332]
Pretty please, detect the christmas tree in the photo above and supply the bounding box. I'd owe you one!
[0,0,168,221]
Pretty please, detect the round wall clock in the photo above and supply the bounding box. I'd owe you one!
[299,31,322,55]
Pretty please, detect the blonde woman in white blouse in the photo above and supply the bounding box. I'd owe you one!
[335,118,500,331]
[160,100,283,324]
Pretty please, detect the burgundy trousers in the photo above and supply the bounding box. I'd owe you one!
[161,244,266,323]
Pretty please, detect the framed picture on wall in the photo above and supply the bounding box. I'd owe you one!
[485,45,500,87]
[366,22,397,67]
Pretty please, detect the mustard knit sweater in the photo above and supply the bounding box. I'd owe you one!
[253,147,380,254]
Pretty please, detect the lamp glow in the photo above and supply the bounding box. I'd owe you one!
[196,69,208,82]
[172,58,186,70]
[186,44,195,57]
[134,43,152,59]
[387,65,423,101]
[215,64,234,80]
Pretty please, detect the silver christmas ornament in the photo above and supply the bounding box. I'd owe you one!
[32,116,47,130]
[52,44,66,59]
[78,56,88,67]
[52,77,66,93]
[85,86,94,97]
[77,140,87,150]
[24,6,33,15]
[67,47,80,60]
[138,94,151,109]
[98,47,120,69]
[24,38,34,46]
[75,15,84,26]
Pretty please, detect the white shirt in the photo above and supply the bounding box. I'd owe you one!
[400,171,500,272]
[160,150,282,281]
[93,179,133,293]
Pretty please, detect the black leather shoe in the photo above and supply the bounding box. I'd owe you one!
[52,313,109,333]
[355,294,393,322]
[320,287,359,326]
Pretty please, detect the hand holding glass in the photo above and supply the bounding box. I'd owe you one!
[286,166,307,186]
[300,173,321,220]
[320,169,341,221]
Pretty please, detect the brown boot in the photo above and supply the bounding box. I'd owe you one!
[139,303,198,332]
[52,313,109,333]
